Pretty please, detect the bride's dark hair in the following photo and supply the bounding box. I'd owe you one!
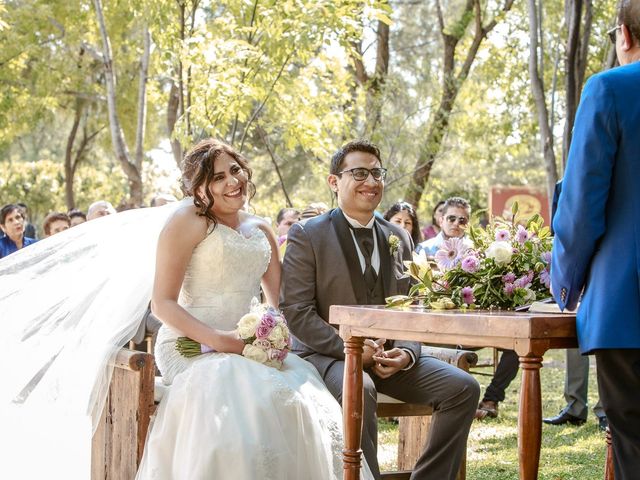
[181,138,256,225]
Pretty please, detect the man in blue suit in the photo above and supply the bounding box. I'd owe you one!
[551,2,640,478]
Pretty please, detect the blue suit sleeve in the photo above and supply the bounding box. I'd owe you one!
[551,74,618,310]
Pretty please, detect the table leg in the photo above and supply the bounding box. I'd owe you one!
[518,355,543,480]
[343,336,364,480]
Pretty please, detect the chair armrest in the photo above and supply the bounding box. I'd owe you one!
[420,346,478,371]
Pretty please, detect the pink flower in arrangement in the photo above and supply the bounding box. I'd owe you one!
[514,271,534,289]
[256,313,278,338]
[256,322,275,339]
[502,272,516,284]
[435,237,466,270]
[495,229,510,242]
[461,287,475,305]
[515,225,529,245]
[503,282,515,295]
[461,255,480,273]
[540,251,552,264]
[539,269,551,288]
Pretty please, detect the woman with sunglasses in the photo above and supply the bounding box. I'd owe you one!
[416,196,473,257]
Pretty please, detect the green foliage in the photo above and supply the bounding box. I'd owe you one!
[0,158,128,227]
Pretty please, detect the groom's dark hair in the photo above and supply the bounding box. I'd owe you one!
[330,140,382,174]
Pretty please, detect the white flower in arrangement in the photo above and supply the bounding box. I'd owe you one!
[237,312,261,339]
[269,323,289,350]
[523,288,536,303]
[405,250,430,278]
[485,241,513,265]
[242,344,269,364]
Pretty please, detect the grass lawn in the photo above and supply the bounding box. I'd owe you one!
[378,348,607,479]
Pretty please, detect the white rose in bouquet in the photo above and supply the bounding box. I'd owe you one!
[237,312,261,339]
[269,323,289,350]
[242,344,269,364]
[485,241,513,265]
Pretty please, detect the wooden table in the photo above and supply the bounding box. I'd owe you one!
[330,305,577,480]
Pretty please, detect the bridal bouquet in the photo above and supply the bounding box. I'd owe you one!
[175,303,291,369]
[387,203,553,310]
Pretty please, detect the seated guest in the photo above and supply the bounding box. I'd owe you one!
[383,201,422,246]
[299,202,329,226]
[421,200,445,241]
[150,193,178,207]
[43,212,71,237]
[17,202,37,240]
[0,203,37,259]
[68,209,87,227]
[417,197,473,256]
[275,207,300,245]
[87,200,116,220]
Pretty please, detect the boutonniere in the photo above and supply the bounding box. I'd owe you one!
[388,234,401,256]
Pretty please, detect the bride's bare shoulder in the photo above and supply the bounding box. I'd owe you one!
[241,212,276,241]
[161,201,208,241]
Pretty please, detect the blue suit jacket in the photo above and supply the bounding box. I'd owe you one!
[551,61,640,353]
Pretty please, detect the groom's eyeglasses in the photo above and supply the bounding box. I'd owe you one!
[445,215,469,225]
[607,25,621,44]
[337,167,388,182]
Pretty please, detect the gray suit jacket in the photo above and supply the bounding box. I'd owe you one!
[280,208,421,378]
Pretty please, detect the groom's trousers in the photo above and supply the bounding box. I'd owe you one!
[319,352,480,480]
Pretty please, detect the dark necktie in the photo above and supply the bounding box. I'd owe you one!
[352,227,378,293]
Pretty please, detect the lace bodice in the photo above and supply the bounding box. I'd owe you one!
[177,223,271,330]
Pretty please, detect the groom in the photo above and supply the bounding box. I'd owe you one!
[280,140,479,480]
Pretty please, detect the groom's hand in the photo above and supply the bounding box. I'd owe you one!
[362,338,386,368]
[371,348,411,379]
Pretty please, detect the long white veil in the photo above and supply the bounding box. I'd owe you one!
[0,199,187,478]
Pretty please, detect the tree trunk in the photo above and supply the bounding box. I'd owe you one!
[64,98,84,209]
[404,0,515,206]
[256,125,292,208]
[167,81,183,167]
[93,0,144,206]
[134,27,151,171]
[528,0,558,208]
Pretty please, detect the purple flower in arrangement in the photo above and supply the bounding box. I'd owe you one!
[503,282,515,295]
[502,272,516,284]
[540,251,552,264]
[515,225,529,245]
[539,268,551,288]
[435,237,467,270]
[495,229,510,242]
[461,287,475,305]
[461,255,480,273]
[256,315,277,339]
[514,271,534,289]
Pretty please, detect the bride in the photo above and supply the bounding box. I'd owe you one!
[0,139,371,479]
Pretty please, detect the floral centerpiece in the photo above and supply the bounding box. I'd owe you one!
[387,203,553,310]
[175,302,291,369]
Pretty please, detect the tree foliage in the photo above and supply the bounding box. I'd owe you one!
[0,0,620,228]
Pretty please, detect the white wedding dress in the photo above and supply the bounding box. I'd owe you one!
[136,223,355,480]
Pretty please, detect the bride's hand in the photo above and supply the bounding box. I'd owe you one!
[211,329,245,355]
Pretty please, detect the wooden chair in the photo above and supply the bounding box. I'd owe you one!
[376,346,478,480]
[91,349,154,480]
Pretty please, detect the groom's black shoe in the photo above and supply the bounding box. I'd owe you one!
[597,415,609,432]
[543,411,586,426]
